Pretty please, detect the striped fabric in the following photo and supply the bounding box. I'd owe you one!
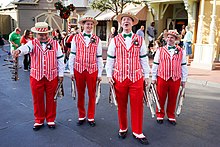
[74,33,99,74]
[36,27,48,32]
[30,38,58,81]
[113,34,143,83]
[157,46,183,81]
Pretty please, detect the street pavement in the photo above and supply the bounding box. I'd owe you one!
[0,46,220,147]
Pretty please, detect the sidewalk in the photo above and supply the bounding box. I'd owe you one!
[148,58,220,88]
[187,66,220,88]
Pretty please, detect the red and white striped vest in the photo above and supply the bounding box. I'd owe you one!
[74,33,99,74]
[30,38,59,81]
[157,46,183,81]
[113,34,143,83]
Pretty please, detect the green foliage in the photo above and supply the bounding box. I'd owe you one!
[90,0,142,15]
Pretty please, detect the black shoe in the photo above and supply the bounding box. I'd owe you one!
[33,124,44,131]
[118,130,128,139]
[88,121,96,127]
[133,135,149,145]
[157,120,163,124]
[168,119,176,126]
[77,119,86,126]
[47,124,56,129]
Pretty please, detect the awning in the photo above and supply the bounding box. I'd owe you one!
[84,9,102,18]
[95,10,115,21]
[95,4,147,21]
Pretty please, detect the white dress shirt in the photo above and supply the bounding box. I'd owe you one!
[151,45,188,82]
[69,31,103,77]
[106,32,150,79]
[17,40,65,77]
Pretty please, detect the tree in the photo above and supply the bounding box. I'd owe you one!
[90,0,142,16]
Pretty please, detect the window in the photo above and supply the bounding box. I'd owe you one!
[96,21,107,41]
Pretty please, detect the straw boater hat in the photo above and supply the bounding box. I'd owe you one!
[78,16,98,26]
[116,12,139,25]
[164,30,181,40]
[31,22,53,34]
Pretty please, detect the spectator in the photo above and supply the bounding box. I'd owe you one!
[9,27,21,54]
[107,27,117,46]
[183,26,193,65]
[20,30,31,71]
[136,25,145,38]
[147,22,157,44]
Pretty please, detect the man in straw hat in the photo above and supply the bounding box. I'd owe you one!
[152,30,188,125]
[106,12,150,145]
[13,22,65,131]
[69,16,103,127]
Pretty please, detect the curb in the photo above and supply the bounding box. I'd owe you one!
[187,78,220,89]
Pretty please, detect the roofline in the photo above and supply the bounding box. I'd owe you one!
[12,2,38,5]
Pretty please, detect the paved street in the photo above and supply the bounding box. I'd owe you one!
[0,50,220,147]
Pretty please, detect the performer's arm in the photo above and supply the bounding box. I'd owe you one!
[181,49,188,82]
[152,49,160,81]
[140,39,150,79]
[57,43,65,78]
[105,39,116,78]
[17,41,33,55]
[69,37,77,75]
[96,39,103,77]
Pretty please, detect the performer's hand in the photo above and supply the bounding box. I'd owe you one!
[59,77,63,83]
[151,80,157,85]
[97,77,102,82]
[107,77,114,85]
[181,81,186,88]
[144,78,149,86]
[13,50,20,58]
[71,74,75,81]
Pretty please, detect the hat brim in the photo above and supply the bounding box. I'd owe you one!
[78,19,98,26]
[31,27,53,34]
[164,32,181,40]
[116,13,139,25]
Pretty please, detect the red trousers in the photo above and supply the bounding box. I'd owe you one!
[30,76,58,124]
[114,78,144,134]
[74,69,98,120]
[156,76,181,120]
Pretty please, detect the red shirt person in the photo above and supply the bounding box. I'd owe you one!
[152,30,188,125]
[13,22,65,131]
[106,12,150,145]
[69,16,103,127]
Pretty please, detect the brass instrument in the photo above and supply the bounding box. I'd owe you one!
[143,83,155,118]
[95,81,101,104]
[109,84,118,107]
[54,81,64,101]
[4,57,19,81]
[71,80,76,100]
[149,83,161,112]
[176,86,185,116]
[143,82,161,118]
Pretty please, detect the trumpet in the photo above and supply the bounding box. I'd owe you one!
[176,86,185,116]
[71,79,76,100]
[149,83,161,112]
[143,83,155,118]
[143,82,161,118]
[108,84,118,107]
[95,81,101,104]
[54,81,64,101]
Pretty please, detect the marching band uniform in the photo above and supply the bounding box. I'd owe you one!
[106,12,150,145]
[14,22,65,130]
[152,30,188,125]
[69,16,103,127]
